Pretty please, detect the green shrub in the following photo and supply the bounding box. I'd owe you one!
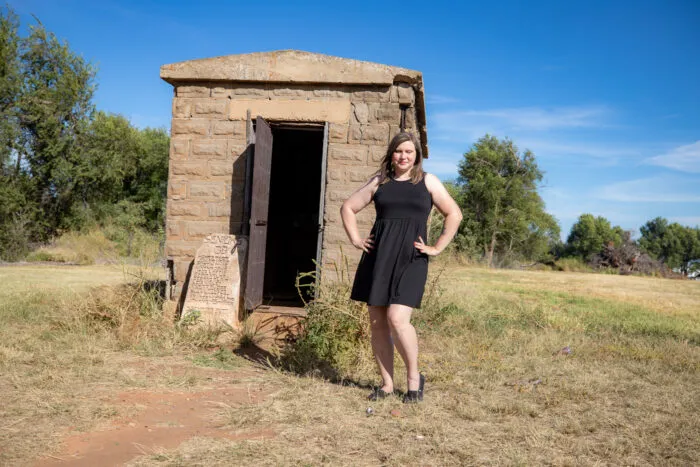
[282,262,373,381]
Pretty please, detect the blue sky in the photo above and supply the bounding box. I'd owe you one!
[10,0,700,238]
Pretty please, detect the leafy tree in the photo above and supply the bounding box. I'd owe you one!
[565,214,623,260]
[17,18,96,238]
[640,217,700,276]
[70,111,140,223]
[456,135,560,266]
[70,112,169,230]
[0,8,32,259]
[0,7,170,260]
[0,6,21,168]
[128,126,170,231]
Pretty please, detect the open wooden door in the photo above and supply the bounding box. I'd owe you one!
[244,116,273,311]
[314,123,329,296]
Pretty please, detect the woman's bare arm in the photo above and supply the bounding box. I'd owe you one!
[340,175,381,252]
[416,173,463,255]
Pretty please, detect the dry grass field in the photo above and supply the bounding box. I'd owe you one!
[0,263,698,466]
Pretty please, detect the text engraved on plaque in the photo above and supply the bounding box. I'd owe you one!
[181,234,248,328]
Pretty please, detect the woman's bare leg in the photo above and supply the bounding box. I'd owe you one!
[387,304,420,391]
[368,305,394,391]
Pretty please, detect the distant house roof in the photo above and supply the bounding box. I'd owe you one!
[161,50,428,156]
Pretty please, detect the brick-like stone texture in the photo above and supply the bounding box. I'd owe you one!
[165,241,198,258]
[194,100,228,117]
[328,144,368,165]
[375,103,401,122]
[228,142,247,158]
[405,107,417,129]
[171,139,189,160]
[347,167,377,183]
[168,201,203,218]
[229,99,351,123]
[348,125,362,144]
[168,181,187,200]
[172,119,209,136]
[328,167,344,183]
[329,124,348,143]
[207,202,230,218]
[208,157,245,180]
[369,145,386,163]
[176,85,209,98]
[167,220,184,240]
[389,124,401,141]
[173,99,192,118]
[231,85,268,98]
[189,182,226,200]
[352,103,369,124]
[397,83,415,105]
[211,85,231,98]
[351,87,391,103]
[186,221,229,240]
[361,124,389,145]
[312,87,349,98]
[192,140,227,159]
[171,161,206,176]
[212,121,245,137]
[208,161,233,177]
[271,87,309,98]
[327,188,355,203]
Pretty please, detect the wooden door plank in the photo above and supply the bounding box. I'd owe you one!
[244,116,273,311]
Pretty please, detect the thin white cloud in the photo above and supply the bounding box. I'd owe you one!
[516,138,642,160]
[427,95,460,105]
[646,141,700,173]
[432,105,611,133]
[595,175,700,203]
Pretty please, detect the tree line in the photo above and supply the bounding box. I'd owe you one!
[0,7,169,260]
[439,135,700,277]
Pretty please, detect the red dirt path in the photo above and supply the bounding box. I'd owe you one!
[34,367,275,466]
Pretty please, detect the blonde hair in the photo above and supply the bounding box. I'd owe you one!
[376,132,424,185]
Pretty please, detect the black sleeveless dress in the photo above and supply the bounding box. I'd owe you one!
[350,174,433,309]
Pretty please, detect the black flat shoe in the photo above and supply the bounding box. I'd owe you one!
[367,387,391,401]
[403,374,425,404]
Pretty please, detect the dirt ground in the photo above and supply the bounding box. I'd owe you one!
[32,358,277,466]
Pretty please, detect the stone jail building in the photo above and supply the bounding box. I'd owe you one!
[160,50,428,318]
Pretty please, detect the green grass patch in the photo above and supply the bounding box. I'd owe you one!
[191,348,244,370]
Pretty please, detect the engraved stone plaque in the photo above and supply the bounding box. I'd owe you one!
[181,234,247,327]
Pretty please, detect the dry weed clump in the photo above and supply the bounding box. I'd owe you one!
[60,280,234,353]
[281,259,374,381]
[25,229,118,264]
[24,227,164,265]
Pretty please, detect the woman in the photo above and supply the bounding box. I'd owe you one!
[340,132,462,403]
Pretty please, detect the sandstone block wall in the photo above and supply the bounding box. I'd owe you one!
[166,81,420,299]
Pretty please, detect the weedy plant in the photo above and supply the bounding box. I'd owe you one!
[281,252,456,383]
[282,254,374,381]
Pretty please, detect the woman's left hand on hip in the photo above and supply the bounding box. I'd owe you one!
[414,236,440,256]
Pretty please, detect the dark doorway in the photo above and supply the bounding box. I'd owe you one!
[262,125,325,307]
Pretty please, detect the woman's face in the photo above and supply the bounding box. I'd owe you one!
[392,140,417,173]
